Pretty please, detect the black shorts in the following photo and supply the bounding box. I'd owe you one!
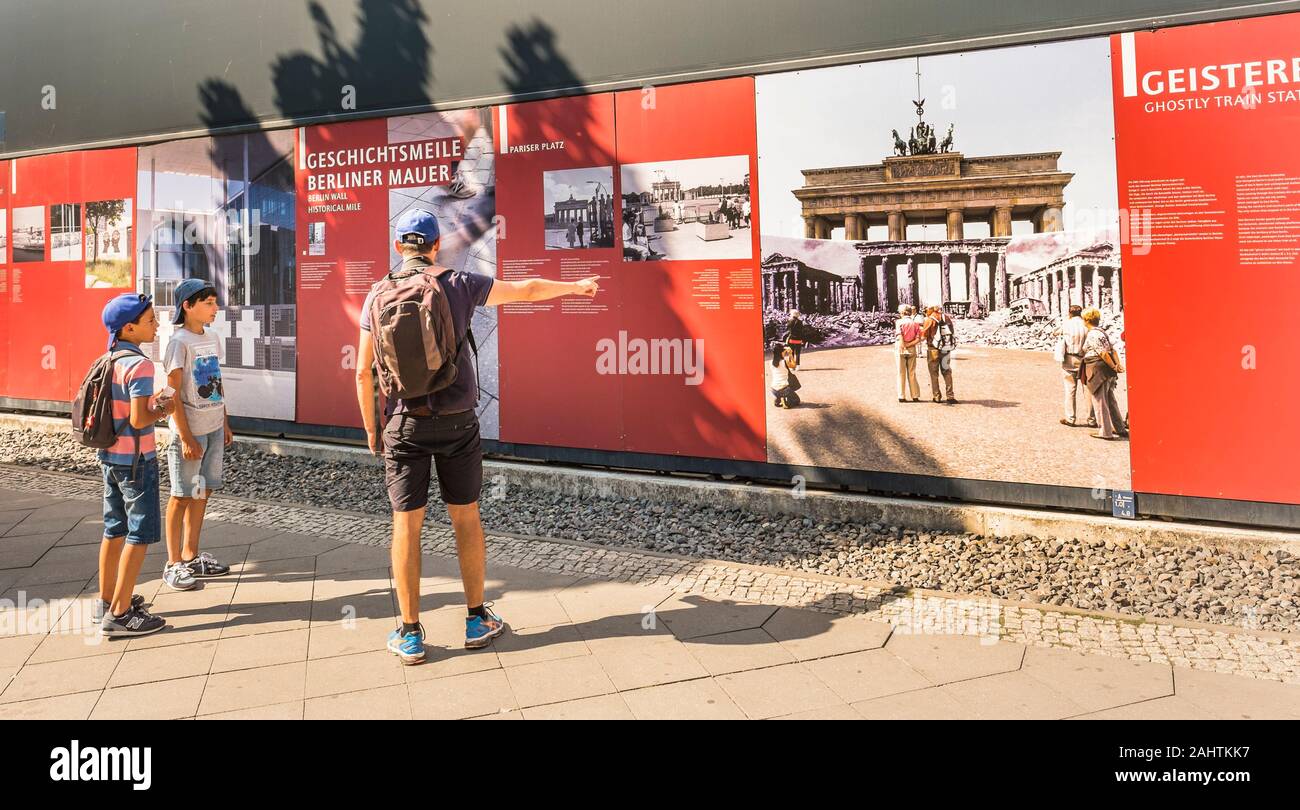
[382,409,483,511]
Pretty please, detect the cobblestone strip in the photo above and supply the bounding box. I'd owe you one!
[3,465,1296,683]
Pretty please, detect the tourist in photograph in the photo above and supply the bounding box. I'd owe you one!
[784,310,808,366]
[895,305,923,402]
[770,343,801,408]
[921,304,958,403]
[576,218,586,249]
[1055,304,1095,428]
[566,221,576,248]
[1079,307,1125,440]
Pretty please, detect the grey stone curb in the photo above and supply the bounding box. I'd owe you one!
[3,412,1294,552]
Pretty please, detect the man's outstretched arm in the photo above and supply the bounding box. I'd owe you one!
[485,275,599,307]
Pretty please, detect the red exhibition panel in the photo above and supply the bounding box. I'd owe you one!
[0,159,9,398]
[494,93,626,450]
[294,119,405,428]
[7,153,74,402]
[1111,16,1300,503]
[5,149,137,403]
[613,77,766,460]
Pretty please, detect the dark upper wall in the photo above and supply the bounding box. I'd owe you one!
[1,0,1297,157]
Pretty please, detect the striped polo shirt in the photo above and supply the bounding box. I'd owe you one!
[97,342,158,466]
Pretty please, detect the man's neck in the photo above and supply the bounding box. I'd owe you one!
[405,254,447,275]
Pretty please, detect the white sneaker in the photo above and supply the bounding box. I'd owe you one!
[163,561,198,591]
[444,176,476,199]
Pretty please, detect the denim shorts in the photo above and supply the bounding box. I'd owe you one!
[102,457,161,546]
[167,428,225,498]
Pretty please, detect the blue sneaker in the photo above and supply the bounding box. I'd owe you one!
[387,623,426,665]
[465,604,505,649]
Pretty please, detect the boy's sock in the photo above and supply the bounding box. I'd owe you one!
[401,622,422,636]
[467,605,489,621]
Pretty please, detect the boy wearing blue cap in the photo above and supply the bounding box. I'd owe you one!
[161,279,233,591]
[96,293,174,637]
[356,208,600,664]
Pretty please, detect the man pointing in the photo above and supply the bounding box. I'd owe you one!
[356,208,599,664]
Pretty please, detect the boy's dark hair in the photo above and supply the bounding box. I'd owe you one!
[1068,304,1083,317]
[182,285,218,314]
[114,304,153,343]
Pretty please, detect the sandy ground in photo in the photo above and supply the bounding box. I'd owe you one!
[765,344,1131,489]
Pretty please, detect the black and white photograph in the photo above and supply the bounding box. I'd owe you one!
[620,155,752,261]
[543,166,615,250]
[0,209,6,262]
[308,221,326,256]
[11,205,45,262]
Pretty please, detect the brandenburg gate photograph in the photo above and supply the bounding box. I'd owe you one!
[796,146,1072,318]
[754,40,1132,492]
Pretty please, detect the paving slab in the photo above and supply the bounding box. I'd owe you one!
[1174,667,1300,720]
[852,687,979,720]
[212,628,310,673]
[3,501,101,537]
[0,532,64,570]
[0,652,121,704]
[657,595,779,641]
[1072,695,1221,720]
[585,633,710,691]
[1021,645,1174,715]
[0,491,64,512]
[621,678,748,720]
[108,640,218,687]
[92,675,208,720]
[763,607,893,660]
[885,634,1025,685]
[682,628,796,676]
[197,700,305,720]
[504,654,618,708]
[493,622,590,668]
[520,693,634,720]
[805,649,934,704]
[940,671,1089,720]
[408,668,517,719]
[305,650,405,698]
[0,690,101,720]
[773,704,865,720]
[305,684,411,720]
[715,662,846,719]
[198,662,308,716]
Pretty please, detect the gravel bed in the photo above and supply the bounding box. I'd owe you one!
[2,425,1296,631]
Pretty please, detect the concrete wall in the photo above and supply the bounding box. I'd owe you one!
[3,0,1299,156]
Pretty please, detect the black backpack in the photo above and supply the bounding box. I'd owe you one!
[71,347,140,451]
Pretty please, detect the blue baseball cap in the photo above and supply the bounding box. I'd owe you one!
[102,293,153,350]
[172,278,218,324]
[394,208,440,246]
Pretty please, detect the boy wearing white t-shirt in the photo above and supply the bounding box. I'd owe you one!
[161,278,233,590]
